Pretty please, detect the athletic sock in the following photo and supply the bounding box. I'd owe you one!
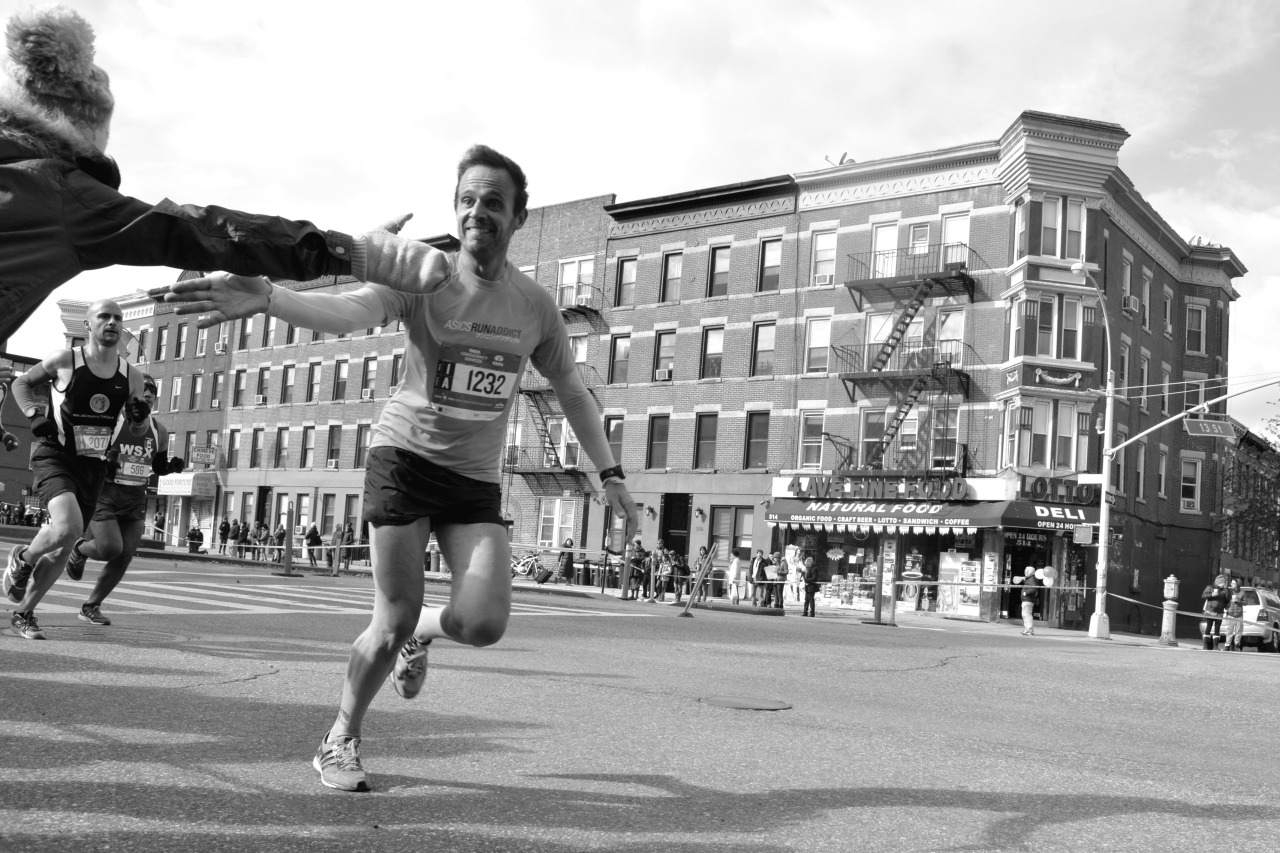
[412,606,448,643]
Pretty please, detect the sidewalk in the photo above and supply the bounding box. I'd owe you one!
[0,532,1202,648]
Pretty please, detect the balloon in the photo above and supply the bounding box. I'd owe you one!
[1034,568,1045,580]
[1042,578,1055,588]
[1042,567,1058,581]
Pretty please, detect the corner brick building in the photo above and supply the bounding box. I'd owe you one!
[58,111,1262,633]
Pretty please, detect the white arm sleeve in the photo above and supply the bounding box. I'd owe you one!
[356,230,453,295]
[269,284,389,335]
[549,368,617,473]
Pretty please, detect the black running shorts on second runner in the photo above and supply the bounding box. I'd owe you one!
[362,446,504,527]
[91,481,148,523]
[30,447,107,525]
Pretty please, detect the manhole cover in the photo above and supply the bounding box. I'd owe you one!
[701,695,792,711]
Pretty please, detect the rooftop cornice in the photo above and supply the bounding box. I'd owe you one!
[605,175,795,220]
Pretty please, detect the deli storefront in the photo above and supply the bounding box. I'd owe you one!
[765,474,1100,628]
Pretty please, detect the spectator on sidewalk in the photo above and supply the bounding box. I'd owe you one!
[727,549,744,604]
[802,557,820,617]
[236,520,250,558]
[306,524,323,568]
[692,545,712,602]
[1222,579,1245,651]
[1201,574,1229,650]
[1019,566,1039,636]
[750,549,768,607]
[341,523,355,570]
[218,515,231,554]
[186,525,204,554]
[228,519,241,557]
[762,551,781,608]
[273,523,288,563]
[555,538,574,585]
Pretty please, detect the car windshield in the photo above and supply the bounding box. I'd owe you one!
[1241,589,1261,606]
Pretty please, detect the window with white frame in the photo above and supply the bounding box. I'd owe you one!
[1011,295,1081,360]
[1118,343,1129,390]
[1158,450,1167,497]
[1066,199,1084,260]
[1186,305,1206,354]
[503,418,522,467]
[707,245,730,297]
[175,324,189,358]
[558,257,594,308]
[812,230,837,284]
[1015,201,1028,259]
[942,213,969,265]
[805,317,830,373]
[1184,379,1205,419]
[545,417,579,468]
[654,329,676,379]
[661,253,682,302]
[751,322,775,377]
[758,239,781,292]
[937,308,965,365]
[1121,257,1132,300]
[1041,196,1061,258]
[861,409,885,466]
[196,326,208,357]
[1180,458,1201,512]
[569,334,588,366]
[868,312,921,367]
[616,256,636,307]
[1138,357,1149,412]
[537,498,575,548]
[1163,294,1172,335]
[169,376,181,413]
[1135,441,1146,501]
[931,408,959,469]
[799,410,824,469]
[1112,429,1127,494]
[1141,270,1152,330]
[701,326,724,379]
[1011,399,1084,471]
[899,411,919,451]
[871,223,896,277]
[1161,369,1171,415]
[1055,402,1077,470]
[909,223,929,255]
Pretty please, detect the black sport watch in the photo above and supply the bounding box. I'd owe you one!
[598,465,625,485]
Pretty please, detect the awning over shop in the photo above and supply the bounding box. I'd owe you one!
[766,498,1099,534]
[157,471,219,498]
[765,498,1004,534]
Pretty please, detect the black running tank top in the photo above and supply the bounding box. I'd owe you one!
[45,348,132,458]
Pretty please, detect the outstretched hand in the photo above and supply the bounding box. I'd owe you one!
[376,212,413,234]
[604,481,640,544]
[165,273,271,329]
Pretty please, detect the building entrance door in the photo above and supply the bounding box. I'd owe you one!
[660,493,691,561]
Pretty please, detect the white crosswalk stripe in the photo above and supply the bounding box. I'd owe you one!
[27,574,650,618]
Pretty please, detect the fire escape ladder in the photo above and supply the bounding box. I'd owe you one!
[520,389,563,468]
[865,375,930,469]
[870,279,936,371]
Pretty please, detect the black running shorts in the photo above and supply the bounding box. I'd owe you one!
[361,446,504,527]
[31,447,107,525]
[91,481,148,523]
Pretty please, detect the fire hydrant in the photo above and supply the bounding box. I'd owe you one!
[1159,574,1179,647]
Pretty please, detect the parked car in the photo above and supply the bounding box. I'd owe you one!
[1240,587,1280,652]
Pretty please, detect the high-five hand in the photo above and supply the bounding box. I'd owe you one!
[165,273,271,329]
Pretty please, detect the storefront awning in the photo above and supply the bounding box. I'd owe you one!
[157,471,219,498]
[766,498,1099,534]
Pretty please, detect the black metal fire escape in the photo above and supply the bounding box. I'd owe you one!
[832,242,977,475]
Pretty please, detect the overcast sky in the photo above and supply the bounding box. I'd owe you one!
[9,0,1279,434]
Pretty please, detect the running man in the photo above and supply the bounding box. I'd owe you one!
[64,375,184,625]
[4,300,147,639]
[166,145,639,792]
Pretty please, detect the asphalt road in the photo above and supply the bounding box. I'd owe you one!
[2,551,1278,852]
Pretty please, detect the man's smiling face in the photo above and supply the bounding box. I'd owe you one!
[454,165,527,268]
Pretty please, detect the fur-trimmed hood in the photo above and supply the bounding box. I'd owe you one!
[0,88,119,186]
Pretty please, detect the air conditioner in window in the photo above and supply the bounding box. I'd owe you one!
[213,342,226,354]
[575,294,592,307]
[654,368,672,381]
[813,273,833,286]
[211,399,221,409]
[254,395,266,405]
[1164,322,1174,335]
[1122,295,1141,314]
[361,389,373,399]
[326,460,339,470]
[1181,498,1197,511]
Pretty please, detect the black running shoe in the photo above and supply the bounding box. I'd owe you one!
[11,610,46,640]
[65,538,88,582]
[78,603,111,625]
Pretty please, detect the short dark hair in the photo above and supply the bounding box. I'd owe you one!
[456,144,529,215]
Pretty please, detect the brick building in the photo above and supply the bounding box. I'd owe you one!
[53,110,1250,633]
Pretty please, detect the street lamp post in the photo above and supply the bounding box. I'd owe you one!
[1072,261,1113,639]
